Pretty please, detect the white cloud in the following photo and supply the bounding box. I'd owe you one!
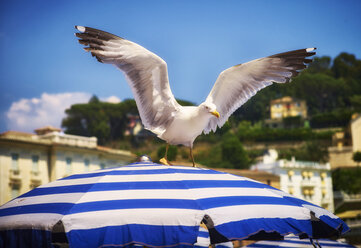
[6,92,92,133]
[102,96,121,104]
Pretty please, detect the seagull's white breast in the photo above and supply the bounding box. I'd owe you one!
[159,106,210,147]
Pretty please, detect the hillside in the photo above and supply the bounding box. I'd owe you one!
[61,52,361,167]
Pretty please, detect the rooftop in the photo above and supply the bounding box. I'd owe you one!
[0,126,135,158]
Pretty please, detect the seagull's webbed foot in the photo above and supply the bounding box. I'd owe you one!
[159,157,172,166]
[160,144,172,166]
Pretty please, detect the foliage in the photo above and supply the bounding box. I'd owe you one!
[310,109,354,128]
[221,133,250,169]
[332,167,361,194]
[282,116,302,128]
[278,140,329,163]
[62,97,138,145]
[353,151,361,165]
[195,144,223,168]
[196,133,251,169]
[61,97,193,146]
[156,145,178,161]
[306,56,332,75]
[236,121,333,142]
[350,95,361,111]
[233,52,361,127]
[60,52,361,170]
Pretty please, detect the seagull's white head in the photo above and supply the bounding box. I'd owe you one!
[200,102,220,118]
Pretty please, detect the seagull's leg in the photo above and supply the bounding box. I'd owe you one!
[159,144,172,166]
[165,143,169,160]
[190,147,196,167]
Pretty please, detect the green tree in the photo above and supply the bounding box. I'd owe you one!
[157,145,178,161]
[306,56,332,75]
[353,151,361,166]
[221,133,250,169]
[332,168,361,194]
[350,95,361,111]
[61,97,138,145]
[332,52,361,79]
[232,52,361,124]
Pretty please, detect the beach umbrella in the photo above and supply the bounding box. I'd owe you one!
[0,162,349,248]
[245,235,355,248]
[194,226,233,247]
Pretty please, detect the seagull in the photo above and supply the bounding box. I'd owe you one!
[75,26,316,167]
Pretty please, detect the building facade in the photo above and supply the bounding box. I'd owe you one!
[0,127,135,205]
[328,113,361,168]
[270,96,307,120]
[251,149,334,212]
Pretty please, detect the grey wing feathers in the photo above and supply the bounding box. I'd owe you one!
[75,26,180,135]
[204,47,316,134]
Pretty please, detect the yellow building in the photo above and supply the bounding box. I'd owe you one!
[0,126,135,205]
[328,113,361,168]
[270,96,307,119]
[351,113,361,152]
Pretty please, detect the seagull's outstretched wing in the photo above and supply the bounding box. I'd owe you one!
[75,26,180,135]
[204,48,316,134]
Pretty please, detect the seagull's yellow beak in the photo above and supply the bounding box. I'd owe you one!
[211,110,220,118]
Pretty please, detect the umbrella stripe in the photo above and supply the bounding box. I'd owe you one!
[0,205,311,229]
[46,173,249,188]
[277,239,355,247]
[0,196,311,216]
[0,209,202,229]
[20,180,271,197]
[0,213,64,230]
[0,188,284,210]
[0,162,349,247]
[61,167,224,180]
[197,230,209,238]
[66,224,199,248]
[64,210,310,231]
[246,239,355,247]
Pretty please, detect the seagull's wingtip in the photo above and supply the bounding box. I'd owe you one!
[75,25,86,33]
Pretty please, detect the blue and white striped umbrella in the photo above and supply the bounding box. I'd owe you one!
[0,162,349,248]
[245,235,356,248]
[195,226,233,247]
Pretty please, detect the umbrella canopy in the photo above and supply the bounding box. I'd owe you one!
[0,162,349,248]
[245,235,356,248]
[195,226,233,247]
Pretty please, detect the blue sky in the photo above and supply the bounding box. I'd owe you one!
[1,0,361,133]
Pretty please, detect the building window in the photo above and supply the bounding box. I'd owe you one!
[302,171,312,180]
[66,157,72,174]
[30,180,41,189]
[32,155,39,174]
[288,187,294,195]
[84,159,90,172]
[11,184,20,199]
[288,170,294,181]
[11,153,19,171]
[322,189,327,199]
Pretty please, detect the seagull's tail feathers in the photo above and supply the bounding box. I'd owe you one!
[144,126,166,139]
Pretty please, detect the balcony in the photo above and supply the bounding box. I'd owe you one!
[300,180,317,187]
[9,169,21,180]
[31,170,40,178]
[30,179,41,189]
